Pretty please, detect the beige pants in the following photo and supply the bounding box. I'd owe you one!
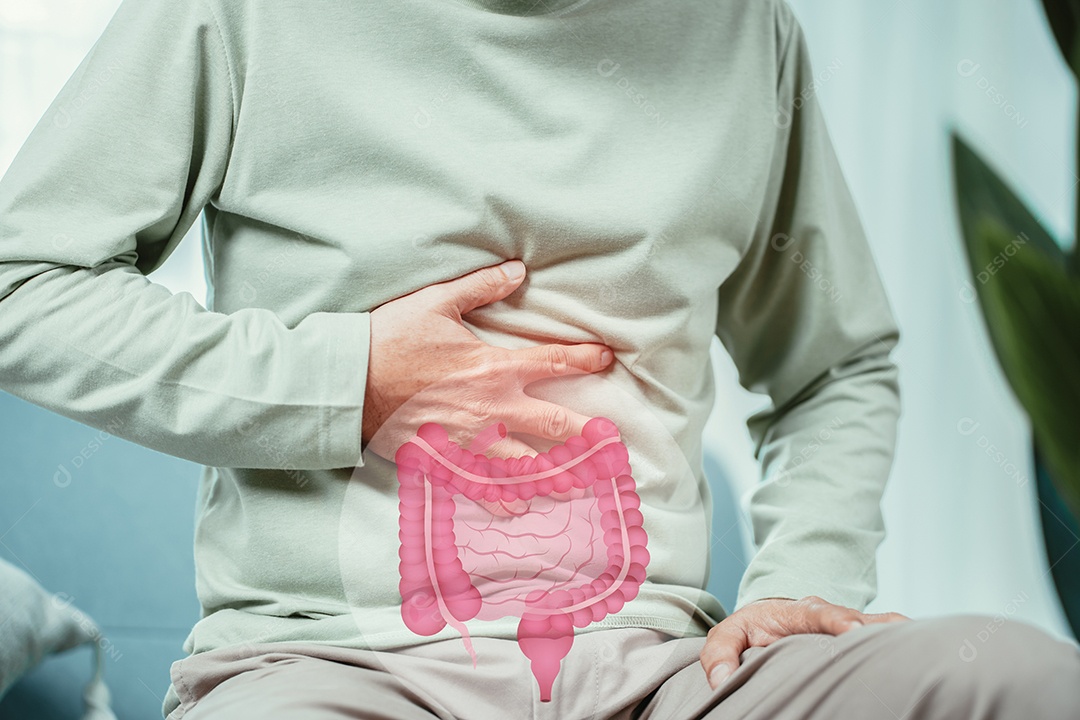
[164,614,1080,719]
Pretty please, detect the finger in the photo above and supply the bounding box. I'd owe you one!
[471,431,575,516]
[501,399,595,444]
[462,433,533,518]
[467,422,509,454]
[780,596,864,636]
[443,425,537,467]
[815,608,868,635]
[858,611,912,624]
[700,621,749,690]
[433,260,526,316]
[483,433,539,460]
[513,343,613,385]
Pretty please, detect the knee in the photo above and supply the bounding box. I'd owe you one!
[913,613,1080,717]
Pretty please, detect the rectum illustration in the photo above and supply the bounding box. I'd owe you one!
[394,416,650,702]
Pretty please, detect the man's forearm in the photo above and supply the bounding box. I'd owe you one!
[732,340,900,613]
[0,262,370,470]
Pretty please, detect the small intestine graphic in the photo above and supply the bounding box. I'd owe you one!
[395,416,649,702]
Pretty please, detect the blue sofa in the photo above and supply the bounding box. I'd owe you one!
[0,390,747,720]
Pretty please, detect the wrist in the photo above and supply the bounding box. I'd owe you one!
[361,379,387,446]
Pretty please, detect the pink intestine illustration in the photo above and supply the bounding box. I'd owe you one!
[394,416,650,702]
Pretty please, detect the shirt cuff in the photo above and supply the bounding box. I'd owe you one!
[312,310,370,470]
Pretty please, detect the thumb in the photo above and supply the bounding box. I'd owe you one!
[701,621,749,690]
[441,260,526,316]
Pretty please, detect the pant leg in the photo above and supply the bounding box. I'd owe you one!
[166,642,457,720]
[637,613,1080,720]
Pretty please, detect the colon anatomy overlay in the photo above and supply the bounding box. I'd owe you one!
[394,416,650,702]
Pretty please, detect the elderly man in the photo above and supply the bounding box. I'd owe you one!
[0,0,1077,717]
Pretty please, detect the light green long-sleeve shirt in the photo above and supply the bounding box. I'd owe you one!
[0,0,900,708]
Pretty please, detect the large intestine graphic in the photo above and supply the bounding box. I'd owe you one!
[394,416,650,702]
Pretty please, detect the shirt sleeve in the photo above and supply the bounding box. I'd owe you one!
[713,1,901,612]
[0,0,369,471]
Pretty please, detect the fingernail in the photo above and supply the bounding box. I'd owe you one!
[600,350,613,365]
[500,260,525,280]
[708,663,734,689]
[844,620,864,630]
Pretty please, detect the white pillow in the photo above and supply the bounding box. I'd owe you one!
[0,558,116,719]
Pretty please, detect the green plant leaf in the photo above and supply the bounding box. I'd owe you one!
[965,219,1080,518]
[952,134,1069,271]
[952,132,1080,518]
[1039,0,1080,78]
